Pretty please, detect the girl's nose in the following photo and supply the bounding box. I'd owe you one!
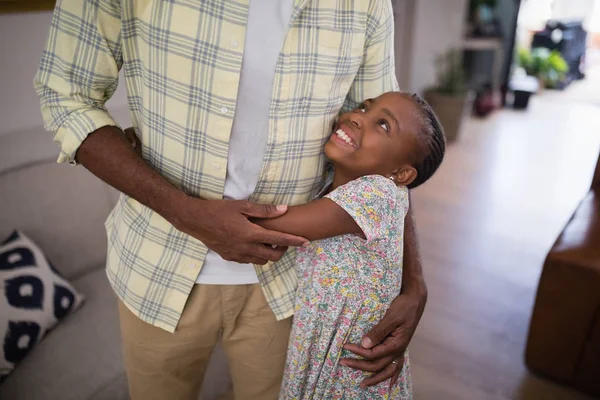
[349,114,363,129]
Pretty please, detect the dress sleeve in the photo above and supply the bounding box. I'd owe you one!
[324,175,408,242]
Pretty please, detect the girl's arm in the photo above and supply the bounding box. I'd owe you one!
[252,198,363,242]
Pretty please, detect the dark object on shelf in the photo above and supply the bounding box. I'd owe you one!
[471,19,503,38]
[513,90,532,109]
[509,75,538,110]
[531,20,587,85]
[526,149,600,398]
[500,83,508,107]
[473,86,495,117]
[467,0,503,38]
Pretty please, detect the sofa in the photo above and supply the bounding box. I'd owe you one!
[0,127,231,400]
[525,148,600,397]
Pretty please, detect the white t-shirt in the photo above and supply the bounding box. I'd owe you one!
[196,0,294,284]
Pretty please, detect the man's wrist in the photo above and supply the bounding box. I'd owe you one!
[156,186,193,229]
[401,274,427,303]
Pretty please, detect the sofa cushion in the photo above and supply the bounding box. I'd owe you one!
[0,161,118,280]
[0,230,85,383]
[0,268,126,400]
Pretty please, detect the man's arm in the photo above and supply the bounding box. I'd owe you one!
[401,206,428,303]
[76,126,307,264]
[342,201,427,387]
[337,0,427,387]
[34,0,124,165]
[35,0,306,265]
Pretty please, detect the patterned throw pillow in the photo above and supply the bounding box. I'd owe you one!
[0,231,84,383]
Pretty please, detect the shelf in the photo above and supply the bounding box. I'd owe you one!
[462,37,504,51]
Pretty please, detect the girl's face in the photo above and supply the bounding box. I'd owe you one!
[324,92,423,185]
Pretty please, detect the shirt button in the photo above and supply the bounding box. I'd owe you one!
[231,40,239,49]
[188,263,198,269]
[213,163,222,171]
[221,107,229,114]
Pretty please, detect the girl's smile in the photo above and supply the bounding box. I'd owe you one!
[331,124,359,150]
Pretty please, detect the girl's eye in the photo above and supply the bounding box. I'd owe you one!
[358,104,366,113]
[378,120,389,132]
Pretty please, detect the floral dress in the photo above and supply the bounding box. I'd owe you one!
[279,174,412,400]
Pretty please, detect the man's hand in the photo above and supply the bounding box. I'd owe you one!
[341,203,427,388]
[122,127,308,264]
[124,127,142,157]
[169,197,308,265]
[341,287,426,388]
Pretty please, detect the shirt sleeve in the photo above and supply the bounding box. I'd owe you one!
[324,175,408,243]
[340,0,399,114]
[34,0,123,165]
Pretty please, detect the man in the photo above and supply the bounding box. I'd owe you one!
[35,0,427,399]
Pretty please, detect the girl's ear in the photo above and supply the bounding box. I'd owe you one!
[391,166,417,187]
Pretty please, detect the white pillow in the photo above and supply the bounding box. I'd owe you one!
[0,231,84,383]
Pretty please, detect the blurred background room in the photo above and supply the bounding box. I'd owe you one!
[1,0,599,399]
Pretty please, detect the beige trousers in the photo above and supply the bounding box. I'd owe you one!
[118,284,292,400]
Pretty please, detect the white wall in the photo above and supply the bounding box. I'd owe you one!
[552,0,596,28]
[392,0,417,90]
[0,11,129,137]
[407,0,468,95]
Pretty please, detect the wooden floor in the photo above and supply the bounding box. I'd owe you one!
[409,93,600,400]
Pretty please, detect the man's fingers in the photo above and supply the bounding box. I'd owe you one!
[245,256,269,265]
[123,127,142,157]
[361,312,399,349]
[251,244,288,262]
[343,342,396,360]
[223,250,268,265]
[242,202,288,219]
[250,226,308,248]
[241,202,309,247]
[360,362,397,388]
[123,127,138,147]
[389,361,403,387]
[340,356,390,373]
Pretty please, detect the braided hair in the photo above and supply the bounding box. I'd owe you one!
[404,93,446,189]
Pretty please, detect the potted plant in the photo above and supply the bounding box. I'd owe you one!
[545,51,569,89]
[518,47,548,91]
[517,47,568,90]
[423,49,472,143]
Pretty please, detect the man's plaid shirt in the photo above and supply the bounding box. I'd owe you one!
[35,0,399,332]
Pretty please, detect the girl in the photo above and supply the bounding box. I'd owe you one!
[123,91,444,398]
[255,91,445,399]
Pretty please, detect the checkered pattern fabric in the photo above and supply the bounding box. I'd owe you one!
[35,0,398,332]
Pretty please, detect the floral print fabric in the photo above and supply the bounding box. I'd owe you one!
[280,175,412,399]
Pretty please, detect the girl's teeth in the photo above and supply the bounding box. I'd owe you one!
[335,129,354,146]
